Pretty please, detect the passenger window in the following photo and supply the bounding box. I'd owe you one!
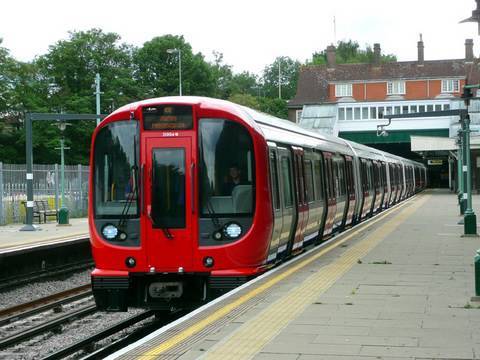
[304,160,315,203]
[281,157,293,208]
[269,151,280,210]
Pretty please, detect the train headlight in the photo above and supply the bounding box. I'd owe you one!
[102,224,118,240]
[125,257,136,268]
[203,256,214,268]
[223,222,242,239]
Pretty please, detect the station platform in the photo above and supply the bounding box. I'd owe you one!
[0,218,88,253]
[108,190,480,360]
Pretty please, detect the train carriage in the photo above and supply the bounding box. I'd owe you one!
[89,96,426,312]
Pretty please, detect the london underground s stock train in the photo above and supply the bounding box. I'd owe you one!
[89,96,426,312]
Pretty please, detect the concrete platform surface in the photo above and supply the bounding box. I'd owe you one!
[0,217,88,251]
[110,190,480,360]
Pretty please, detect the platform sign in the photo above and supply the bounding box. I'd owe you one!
[427,159,443,166]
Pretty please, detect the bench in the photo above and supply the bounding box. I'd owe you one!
[37,200,58,223]
[22,201,43,224]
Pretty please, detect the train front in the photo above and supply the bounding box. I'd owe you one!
[89,98,272,311]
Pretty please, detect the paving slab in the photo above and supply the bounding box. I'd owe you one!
[112,191,480,360]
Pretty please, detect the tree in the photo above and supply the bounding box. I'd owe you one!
[311,40,397,65]
[134,35,215,98]
[228,93,260,109]
[29,29,138,164]
[261,56,301,100]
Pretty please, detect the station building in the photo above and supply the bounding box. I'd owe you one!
[288,38,480,189]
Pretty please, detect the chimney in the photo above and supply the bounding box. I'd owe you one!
[373,43,381,66]
[417,34,424,65]
[326,45,336,68]
[466,38,474,62]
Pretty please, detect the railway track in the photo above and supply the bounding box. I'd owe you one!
[0,284,95,350]
[42,309,188,360]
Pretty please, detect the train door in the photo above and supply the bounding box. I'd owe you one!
[302,151,323,246]
[332,155,347,231]
[290,146,308,254]
[266,143,283,264]
[144,137,194,271]
[382,163,390,209]
[322,152,336,237]
[373,162,383,213]
[388,165,395,206]
[393,165,400,204]
[360,159,371,219]
[344,156,356,227]
[313,152,327,244]
[276,147,296,259]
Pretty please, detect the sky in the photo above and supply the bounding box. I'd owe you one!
[0,0,479,76]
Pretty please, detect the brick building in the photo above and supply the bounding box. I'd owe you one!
[287,38,480,188]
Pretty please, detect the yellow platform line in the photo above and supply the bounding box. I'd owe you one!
[203,194,430,360]
[139,195,427,358]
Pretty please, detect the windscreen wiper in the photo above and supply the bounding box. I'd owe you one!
[118,134,139,230]
[118,165,138,230]
[205,196,221,228]
[162,228,173,239]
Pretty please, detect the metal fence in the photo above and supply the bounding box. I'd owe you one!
[0,162,89,225]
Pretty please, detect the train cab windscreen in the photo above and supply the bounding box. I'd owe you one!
[93,121,139,218]
[199,119,255,216]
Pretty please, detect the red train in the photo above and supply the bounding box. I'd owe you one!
[89,96,426,311]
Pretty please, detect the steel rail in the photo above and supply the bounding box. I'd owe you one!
[0,304,97,350]
[0,284,92,326]
[41,310,156,360]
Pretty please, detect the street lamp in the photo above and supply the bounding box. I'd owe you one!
[167,48,182,96]
[53,120,71,225]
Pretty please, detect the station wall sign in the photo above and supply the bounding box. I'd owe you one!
[427,159,443,166]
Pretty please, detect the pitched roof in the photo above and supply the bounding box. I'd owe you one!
[288,59,480,107]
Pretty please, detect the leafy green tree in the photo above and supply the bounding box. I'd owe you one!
[29,29,138,164]
[311,40,397,65]
[230,71,259,97]
[134,35,215,98]
[228,93,260,109]
[258,98,288,119]
[209,51,234,99]
[262,56,301,100]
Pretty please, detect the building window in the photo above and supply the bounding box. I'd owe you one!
[427,104,434,112]
[335,83,353,97]
[346,107,353,120]
[338,108,345,121]
[296,110,302,123]
[443,104,450,110]
[362,107,369,119]
[394,106,401,115]
[441,79,460,93]
[370,107,377,119]
[419,105,425,113]
[354,107,361,120]
[410,105,417,113]
[387,81,406,95]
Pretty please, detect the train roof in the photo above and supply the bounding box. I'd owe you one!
[107,96,425,168]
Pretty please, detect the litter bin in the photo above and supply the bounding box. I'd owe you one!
[58,207,70,225]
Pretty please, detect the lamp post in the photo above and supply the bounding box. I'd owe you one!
[53,120,71,225]
[167,48,182,96]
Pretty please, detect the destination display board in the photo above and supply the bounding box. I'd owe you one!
[143,105,193,130]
